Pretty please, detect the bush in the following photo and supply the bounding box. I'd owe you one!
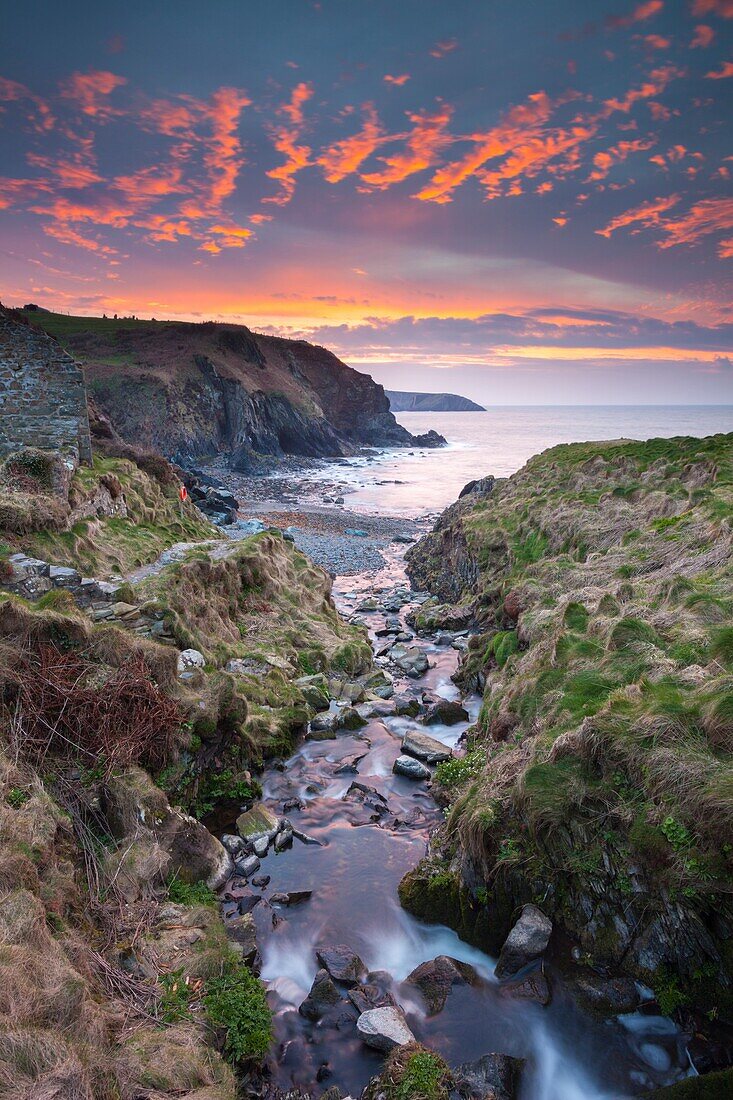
[9,642,181,775]
[204,960,272,1064]
[167,875,217,908]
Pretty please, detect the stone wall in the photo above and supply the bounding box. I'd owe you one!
[0,308,92,465]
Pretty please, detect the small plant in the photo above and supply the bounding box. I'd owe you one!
[661,815,692,853]
[7,787,30,809]
[655,972,688,1017]
[167,874,218,908]
[204,959,272,1063]
[396,1050,452,1100]
[159,968,194,1022]
[435,750,482,788]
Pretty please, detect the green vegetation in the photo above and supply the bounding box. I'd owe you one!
[167,876,218,908]
[404,432,733,1008]
[203,960,272,1064]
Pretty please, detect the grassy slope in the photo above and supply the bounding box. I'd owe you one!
[1,453,217,577]
[404,433,733,1015]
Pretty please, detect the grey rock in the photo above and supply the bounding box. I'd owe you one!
[568,972,641,1016]
[499,969,551,1006]
[356,1006,415,1052]
[316,944,367,985]
[393,755,430,781]
[235,854,261,878]
[495,905,553,979]
[453,1052,522,1100]
[404,955,479,1015]
[402,729,452,764]
[423,699,469,726]
[299,969,343,1020]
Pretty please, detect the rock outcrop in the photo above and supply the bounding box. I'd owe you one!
[18,309,445,465]
[386,390,485,413]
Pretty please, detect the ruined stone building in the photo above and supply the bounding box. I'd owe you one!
[0,306,92,466]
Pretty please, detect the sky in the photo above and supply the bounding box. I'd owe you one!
[1,0,732,404]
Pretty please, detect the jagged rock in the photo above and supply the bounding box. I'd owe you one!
[270,890,312,906]
[568,972,641,1016]
[404,955,479,1015]
[309,712,338,738]
[226,911,259,968]
[459,475,495,499]
[452,1052,523,1100]
[347,983,396,1014]
[177,648,205,674]
[393,694,421,717]
[252,835,269,858]
[423,699,469,726]
[294,673,331,711]
[392,646,429,678]
[337,707,367,730]
[393,755,430,781]
[102,768,232,893]
[356,1006,415,1052]
[236,804,279,839]
[402,730,452,764]
[274,823,294,851]
[316,944,367,985]
[299,969,343,1020]
[235,854,260,878]
[221,833,245,856]
[499,969,551,1006]
[494,905,553,979]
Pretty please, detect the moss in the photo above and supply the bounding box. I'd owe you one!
[644,1070,733,1099]
[167,876,218,908]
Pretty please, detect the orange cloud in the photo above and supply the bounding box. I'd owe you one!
[414,92,557,204]
[265,83,313,205]
[639,34,671,48]
[608,0,664,28]
[0,76,54,131]
[705,60,733,77]
[588,137,656,180]
[26,150,102,189]
[430,39,458,58]
[360,104,453,189]
[596,193,681,237]
[691,0,733,16]
[113,164,186,198]
[656,196,733,249]
[690,23,715,46]
[384,74,410,86]
[59,70,126,119]
[249,213,273,224]
[603,64,683,113]
[318,104,384,183]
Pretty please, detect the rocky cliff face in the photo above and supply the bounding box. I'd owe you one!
[18,311,443,467]
[386,389,485,413]
[403,434,733,1025]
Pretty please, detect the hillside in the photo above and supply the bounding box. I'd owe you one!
[18,308,444,469]
[401,433,733,1024]
[386,389,485,413]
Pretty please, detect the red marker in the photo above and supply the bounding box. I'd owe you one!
[179,484,188,502]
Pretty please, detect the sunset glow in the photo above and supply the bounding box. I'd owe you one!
[1,0,731,402]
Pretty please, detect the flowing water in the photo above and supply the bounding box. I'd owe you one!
[215,547,694,1098]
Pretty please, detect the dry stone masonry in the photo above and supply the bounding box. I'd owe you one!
[0,307,92,466]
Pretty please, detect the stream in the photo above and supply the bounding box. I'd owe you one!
[214,546,692,1099]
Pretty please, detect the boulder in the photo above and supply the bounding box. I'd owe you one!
[234,854,260,878]
[402,730,452,764]
[568,972,641,1016]
[423,699,469,726]
[393,646,429,678]
[356,1006,415,1052]
[393,755,430,781]
[494,905,553,979]
[270,890,312,906]
[404,955,479,1015]
[274,822,294,851]
[453,1052,522,1100]
[499,969,551,1007]
[299,969,343,1020]
[393,694,421,717]
[177,648,205,674]
[337,707,367,731]
[459,475,495,499]
[316,944,367,985]
[236,804,279,840]
[294,673,331,711]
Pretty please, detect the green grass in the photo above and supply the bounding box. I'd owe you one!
[204,960,272,1064]
[167,876,218,908]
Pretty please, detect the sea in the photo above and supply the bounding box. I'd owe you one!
[312,405,733,518]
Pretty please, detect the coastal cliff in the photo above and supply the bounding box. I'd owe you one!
[402,434,733,1029]
[386,390,485,413]
[17,308,444,468]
